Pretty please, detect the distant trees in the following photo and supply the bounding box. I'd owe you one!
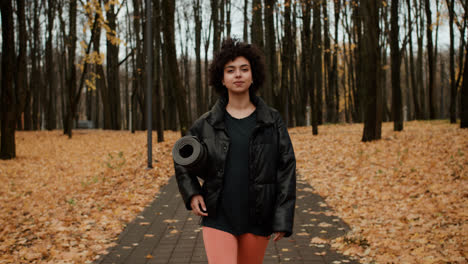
[1,0,468,158]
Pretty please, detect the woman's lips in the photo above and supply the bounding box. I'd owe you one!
[234,81,244,85]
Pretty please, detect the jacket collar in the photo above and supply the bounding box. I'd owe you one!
[206,95,274,129]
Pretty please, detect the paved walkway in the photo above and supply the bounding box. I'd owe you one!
[95,176,361,264]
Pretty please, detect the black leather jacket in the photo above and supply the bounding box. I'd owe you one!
[174,96,296,237]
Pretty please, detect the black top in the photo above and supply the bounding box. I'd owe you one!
[201,109,271,237]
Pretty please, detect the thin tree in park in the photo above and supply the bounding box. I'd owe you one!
[162,0,189,136]
[16,0,28,131]
[361,0,382,141]
[64,0,77,137]
[424,0,436,119]
[461,46,468,128]
[446,0,457,124]
[391,0,403,131]
[194,0,203,117]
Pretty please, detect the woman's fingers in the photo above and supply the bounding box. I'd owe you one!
[191,195,208,216]
[196,196,208,216]
[273,232,285,242]
[198,198,207,212]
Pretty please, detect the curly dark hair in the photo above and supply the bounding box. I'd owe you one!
[209,38,265,99]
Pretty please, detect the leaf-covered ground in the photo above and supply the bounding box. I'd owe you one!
[0,121,466,263]
[294,121,467,263]
[0,130,179,263]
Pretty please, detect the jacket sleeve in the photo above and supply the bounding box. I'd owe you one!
[272,114,296,237]
[174,128,202,211]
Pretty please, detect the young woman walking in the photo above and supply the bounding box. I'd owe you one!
[174,38,296,264]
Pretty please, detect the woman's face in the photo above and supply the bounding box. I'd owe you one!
[222,56,253,96]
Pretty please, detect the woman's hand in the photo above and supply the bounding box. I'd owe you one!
[272,232,286,242]
[190,195,208,216]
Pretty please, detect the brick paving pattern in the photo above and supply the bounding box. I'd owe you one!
[95,176,361,264]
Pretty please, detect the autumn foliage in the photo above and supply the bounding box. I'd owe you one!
[0,121,466,263]
[0,130,179,263]
[295,121,467,263]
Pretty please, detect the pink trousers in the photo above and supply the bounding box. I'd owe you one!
[202,226,270,264]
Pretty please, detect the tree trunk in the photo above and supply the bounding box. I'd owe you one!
[446,0,456,123]
[162,39,176,130]
[312,0,322,126]
[424,0,435,119]
[280,0,291,126]
[106,0,122,130]
[162,0,189,136]
[391,0,403,131]
[289,1,297,126]
[243,0,249,42]
[46,0,57,131]
[65,0,77,138]
[404,48,412,120]
[381,5,391,122]
[353,3,364,122]
[212,0,221,54]
[194,0,203,117]
[416,0,426,118]
[0,0,16,159]
[461,46,468,128]
[343,26,350,123]
[15,0,28,131]
[381,51,389,122]
[342,3,355,121]
[434,0,441,118]
[211,0,221,105]
[297,1,311,127]
[323,1,333,123]
[95,69,101,129]
[57,2,67,130]
[31,0,41,130]
[406,0,421,119]
[153,0,164,141]
[263,0,277,107]
[220,0,225,39]
[341,10,352,122]
[455,9,466,120]
[203,17,212,109]
[361,0,382,142]
[225,0,231,38]
[333,0,340,122]
[85,0,94,124]
[311,0,321,133]
[251,0,264,49]
[124,2,131,130]
[94,0,106,129]
[66,1,98,137]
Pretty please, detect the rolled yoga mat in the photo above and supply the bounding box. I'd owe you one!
[172,136,207,170]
